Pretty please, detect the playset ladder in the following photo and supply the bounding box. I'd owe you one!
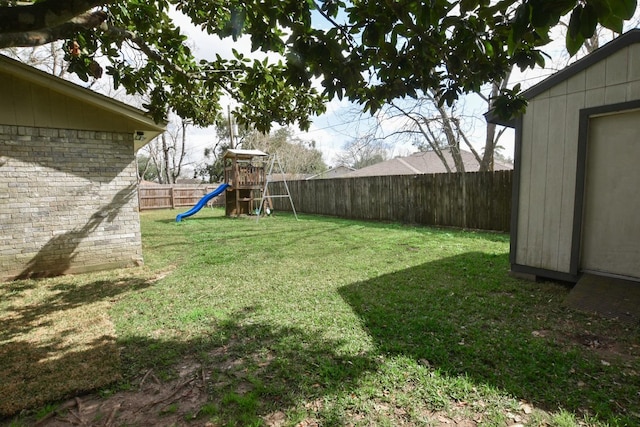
[257,154,298,221]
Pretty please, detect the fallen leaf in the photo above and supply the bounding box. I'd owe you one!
[520,402,533,414]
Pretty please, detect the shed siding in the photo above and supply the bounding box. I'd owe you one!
[517,43,640,274]
[559,92,585,270]
[0,126,143,280]
[542,94,567,271]
[516,102,534,263]
[527,97,550,267]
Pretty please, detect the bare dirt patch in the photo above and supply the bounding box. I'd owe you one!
[26,361,210,427]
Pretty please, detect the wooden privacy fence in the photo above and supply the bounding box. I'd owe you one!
[138,184,225,210]
[268,170,513,232]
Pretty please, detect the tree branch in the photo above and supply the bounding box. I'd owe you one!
[104,23,194,79]
[0,0,108,34]
[312,1,356,49]
[390,101,453,172]
[0,10,107,48]
[454,117,482,163]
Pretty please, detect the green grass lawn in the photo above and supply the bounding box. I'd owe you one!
[2,208,639,426]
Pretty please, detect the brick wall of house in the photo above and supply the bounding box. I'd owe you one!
[0,125,143,281]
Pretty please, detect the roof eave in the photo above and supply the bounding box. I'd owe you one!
[484,109,517,127]
[521,29,640,100]
[0,54,166,150]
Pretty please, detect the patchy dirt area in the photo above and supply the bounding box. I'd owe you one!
[2,305,639,427]
[14,327,637,427]
[21,362,210,427]
[4,356,531,427]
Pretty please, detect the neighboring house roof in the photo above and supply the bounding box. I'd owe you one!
[487,29,640,127]
[343,149,512,177]
[306,165,356,180]
[0,54,165,150]
[269,173,311,182]
[223,149,268,159]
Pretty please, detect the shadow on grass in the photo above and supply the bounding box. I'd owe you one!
[0,335,120,417]
[0,277,153,342]
[338,252,639,425]
[0,275,154,417]
[5,249,635,425]
[115,306,379,425]
[2,301,379,424]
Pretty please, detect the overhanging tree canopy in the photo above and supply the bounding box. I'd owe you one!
[1,0,636,130]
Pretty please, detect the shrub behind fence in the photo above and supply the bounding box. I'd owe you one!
[268,171,512,232]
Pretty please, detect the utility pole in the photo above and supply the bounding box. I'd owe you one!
[228,105,235,149]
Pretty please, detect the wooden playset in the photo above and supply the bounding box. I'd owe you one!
[223,149,271,216]
[176,148,295,222]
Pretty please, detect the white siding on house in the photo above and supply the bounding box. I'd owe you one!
[516,43,640,274]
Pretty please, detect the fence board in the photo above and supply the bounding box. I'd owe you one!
[138,184,225,210]
[269,171,512,232]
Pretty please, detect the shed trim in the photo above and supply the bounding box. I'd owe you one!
[509,116,524,266]
[521,30,640,101]
[486,29,640,127]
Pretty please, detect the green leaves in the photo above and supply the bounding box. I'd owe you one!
[565,0,638,55]
[11,0,638,131]
[566,5,587,55]
[611,0,638,19]
[491,84,528,122]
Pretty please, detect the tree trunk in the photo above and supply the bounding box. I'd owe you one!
[435,102,465,172]
[162,133,172,184]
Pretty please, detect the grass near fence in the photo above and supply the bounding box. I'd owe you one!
[2,208,639,426]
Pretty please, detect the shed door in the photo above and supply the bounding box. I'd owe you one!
[581,109,640,280]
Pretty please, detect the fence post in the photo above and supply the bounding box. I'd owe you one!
[170,186,175,209]
[462,172,467,229]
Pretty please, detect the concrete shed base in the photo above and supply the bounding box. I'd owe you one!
[565,274,640,324]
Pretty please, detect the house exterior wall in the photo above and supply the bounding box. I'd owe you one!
[0,125,143,281]
[0,65,152,135]
[516,43,640,276]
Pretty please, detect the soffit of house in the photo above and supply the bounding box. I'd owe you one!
[486,29,640,127]
[0,54,165,150]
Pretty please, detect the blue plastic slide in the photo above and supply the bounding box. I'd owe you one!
[176,183,230,222]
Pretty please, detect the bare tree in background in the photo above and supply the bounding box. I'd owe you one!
[137,118,191,184]
[334,135,390,169]
[195,125,326,182]
[347,81,510,173]
[242,128,326,178]
[2,41,68,77]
